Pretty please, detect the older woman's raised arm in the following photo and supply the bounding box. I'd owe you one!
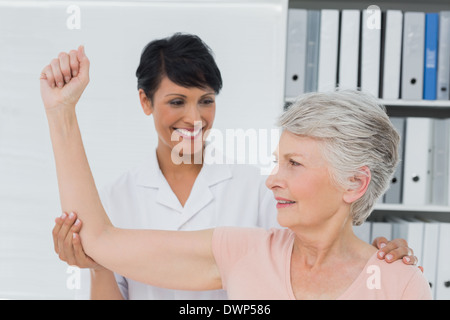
[40,46,221,290]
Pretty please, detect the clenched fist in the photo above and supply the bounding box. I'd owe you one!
[40,45,90,112]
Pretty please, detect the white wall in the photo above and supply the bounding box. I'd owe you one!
[0,0,287,299]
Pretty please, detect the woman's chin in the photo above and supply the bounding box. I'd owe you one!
[170,143,205,164]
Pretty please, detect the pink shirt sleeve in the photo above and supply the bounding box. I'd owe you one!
[400,267,433,300]
[212,227,268,290]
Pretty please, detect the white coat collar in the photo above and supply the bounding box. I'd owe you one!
[136,142,232,189]
[135,143,233,215]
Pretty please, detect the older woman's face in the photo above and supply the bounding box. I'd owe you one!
[266,131,346,229]
[140,76,216,157]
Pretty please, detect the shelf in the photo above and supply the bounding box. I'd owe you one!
[285,97,450,107]
[372,204,450,222]
[284,97,450,118]
[381,99,450,108]
[374,203,450,213]
[383,100,450,118]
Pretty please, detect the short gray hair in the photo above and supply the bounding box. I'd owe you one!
[278,89,399,226]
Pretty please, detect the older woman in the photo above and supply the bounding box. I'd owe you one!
[40,46,431,299]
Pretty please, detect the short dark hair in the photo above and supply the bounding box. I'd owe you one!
[136,33,223,101]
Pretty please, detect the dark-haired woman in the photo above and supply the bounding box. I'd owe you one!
[47,36,417,300]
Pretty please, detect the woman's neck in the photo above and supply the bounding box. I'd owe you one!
[156,142,204,179]
[291,213,375,270]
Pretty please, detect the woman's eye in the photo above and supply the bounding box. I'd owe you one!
[289,159,301,167]
[169,99,184,107]
[200,98,214,105]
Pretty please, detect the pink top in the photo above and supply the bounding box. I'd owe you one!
[212,227,432,300]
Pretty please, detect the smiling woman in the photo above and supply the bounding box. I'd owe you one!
[140,77,216,166]
[269,132,346,229]
[136,34,221,167]
[277,90,399,226]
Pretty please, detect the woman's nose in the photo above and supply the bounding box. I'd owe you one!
[265,164,283,190]
[184,104,202,124]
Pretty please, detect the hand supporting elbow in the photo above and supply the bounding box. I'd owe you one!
[52,212,106,271]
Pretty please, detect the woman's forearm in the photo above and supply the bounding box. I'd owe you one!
[90,269,124,300]
[46,108,112,256]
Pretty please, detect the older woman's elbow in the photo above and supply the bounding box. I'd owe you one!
[79,223,115,262]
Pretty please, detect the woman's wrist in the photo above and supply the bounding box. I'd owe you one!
[45,104,76,120]
[45,105,78,137]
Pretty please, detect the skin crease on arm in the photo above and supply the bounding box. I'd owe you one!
[40,46,221,291]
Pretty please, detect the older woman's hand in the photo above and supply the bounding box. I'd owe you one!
[40,45,90,113]
[52,212,104,270]
[372,236,419,266]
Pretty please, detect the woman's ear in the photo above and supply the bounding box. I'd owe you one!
[139,89,153,116]
[343,166,371,204]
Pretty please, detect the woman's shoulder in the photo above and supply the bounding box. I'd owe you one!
[368,254,432,299]
[213,227,292,248]
[214,227,290,239]
[340,252,432,299]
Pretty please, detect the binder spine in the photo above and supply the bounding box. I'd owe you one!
[431,119,449,205]
[339,10,360,90]
[382,10,403,100]
[402,117,433,205]
[317,9,339,92]
[423,13,439,100]
[384,117,405,204]
[437,11,450,100]
[401,12,425,100]
[304,10,321,93]
[361,9,381,98]
[285,9,307,99]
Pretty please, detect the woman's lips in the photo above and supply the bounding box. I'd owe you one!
[275,197,296,209]
[173,127,203,140]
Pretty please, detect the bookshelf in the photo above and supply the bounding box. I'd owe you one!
[284,1,450,299]
[284,0,450,218]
